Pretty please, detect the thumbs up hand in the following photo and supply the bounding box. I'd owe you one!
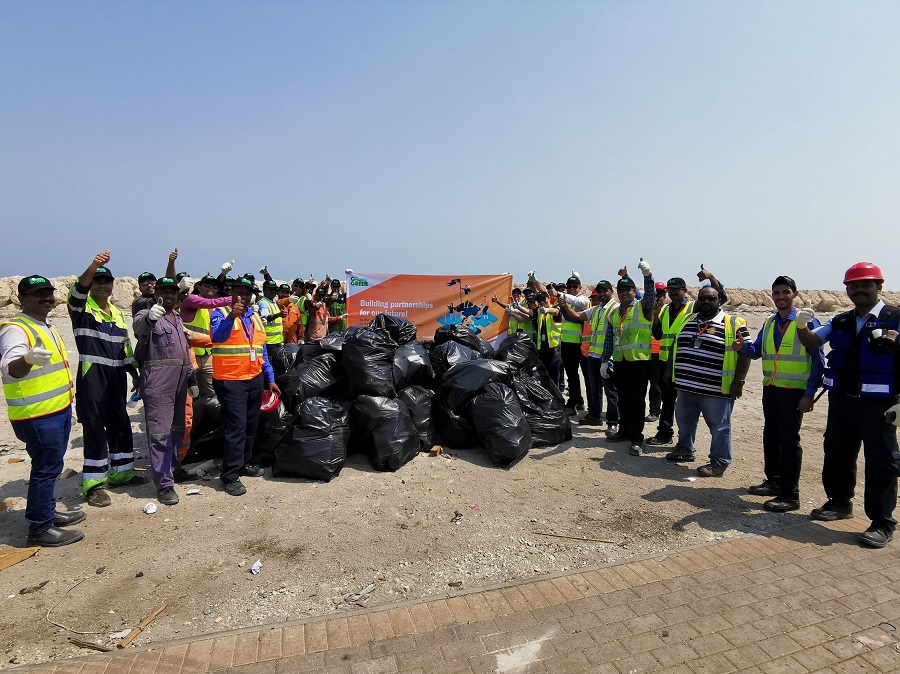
[24,336,53,366]
[221,260,234,274]
[796,307,815,329]
[637,258,651,277]
[148,300,166,322]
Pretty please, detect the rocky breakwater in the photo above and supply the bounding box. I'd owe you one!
[0,275,141,318]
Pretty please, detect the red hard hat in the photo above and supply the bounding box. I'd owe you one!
[843,262,884,285]
[260,390,280,413]
[655,282,667,292]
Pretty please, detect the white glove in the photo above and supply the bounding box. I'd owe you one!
[638,258,651,277]
[148,303,166,322]
[796,307,815,329]
[178,276,193,292]
[571,269,580,280]
[539,307,548,315]
[527,270,536,279]
[886,404,900,426]
[600,361,611,379]
[188,386,200,399]
[344,268,353,275]
[24,337,52,366]
[289,294,300,302]
[220,260,234,274]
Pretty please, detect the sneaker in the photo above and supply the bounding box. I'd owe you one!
[764,498,800,513]
[748,479,780,497]
[644,414,659,423]
[158,487,180,506]
[810,500,853,521]
[606,432,627,443]
[697,461,728,477]
[223,479,247,496]
[647,436,672,446]
[629,444,643,456]
[27,526,84,548]
[860,526,893,549]
[665,449,695,462]
[239,464,265,478]
[577,414,601,426]
[54,510,86,527]
[86,486,111,507]
[108,474,150,488]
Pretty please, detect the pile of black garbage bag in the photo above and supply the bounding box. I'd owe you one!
[185,316,571,481]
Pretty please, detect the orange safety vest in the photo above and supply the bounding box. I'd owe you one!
[210,310,267,381]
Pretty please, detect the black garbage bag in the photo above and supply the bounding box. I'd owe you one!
[191,395,221,441]
[393,342,434,390]
[350,395,419,471]
[268,343,298,376]
[533,363,565,404]
[496,333,538,371]
[441,360,513,410]
[429,341,477,380]
[185,429,223,463]
[277,353,340,410]
[317,333,345,357]
[369,314,417,345]
[434,400,478,449]
[272,397,349,481]
[512,374,572,447]
[397,385,438,450]
[467,382,531,465]
[252,402,292,467]
[295,341,327,363]
[434,324,495,359]
[342,328,397,397]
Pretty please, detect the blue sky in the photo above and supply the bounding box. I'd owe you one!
[1,1,898,289]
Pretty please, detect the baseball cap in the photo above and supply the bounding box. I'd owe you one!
[197,273,218,286]
[666,277,687,289]
[263,280,278,290]
[617,276,636,290]
[535,291,549,301]
[655,281,667,292]
[93,267,114,280]
[512,287,523,294]
[155,277,178,290]
[176,271,190,280]
[18,275,55,295]
[292,278,305,286]
[137,272,157,283]
[315,286,327,296]
[595,280,613,291]
[235,277,259,293]
[279,283,291,292]
[330,278,341,287]
[566,276,581,286]
[772,275,797,291]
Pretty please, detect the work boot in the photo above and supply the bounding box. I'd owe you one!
[158,487,180,506]
[577,414,601,426]
[644,414,659,423]
[748,479,779,497]
[764,498,800,513]
[53,510,86,527]
[810,500,853,521]
[629,444,644,456]
[665,449,695,462]
[108,474,150,488]
[86,486,111,507]
[223,479,247,496]
[647,435,672,446]
[606,432,627,443]
[240,464,265,478]
[575,403,585,411]
[697,460,728,477]
[27,526,84,547]
[860,526,893,549]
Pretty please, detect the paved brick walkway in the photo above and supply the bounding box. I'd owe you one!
[15,519,900,673]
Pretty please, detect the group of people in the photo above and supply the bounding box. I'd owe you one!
[2,252,899,552]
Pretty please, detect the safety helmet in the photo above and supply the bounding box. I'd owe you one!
[655,282,667,292]
[260,390,280,413]
[843,262,884,285]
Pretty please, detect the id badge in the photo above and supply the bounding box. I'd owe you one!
[691,337,700,349]
[250,349,257,361]
[614,336,620,346]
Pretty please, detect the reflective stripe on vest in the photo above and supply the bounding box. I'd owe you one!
[184,306,212,357]
[670,313,745,393]
[588,302,619,356]
[761,316,811,389]
[609,303,652,362]
[211,311,267,381]
[539,313,561,349]
[0,317,73,421]
[258,297,284,344]
[658,300,695,362]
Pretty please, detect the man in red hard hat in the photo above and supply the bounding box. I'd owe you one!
[797,262,900,548]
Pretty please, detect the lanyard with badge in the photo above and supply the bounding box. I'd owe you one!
[692,320,716,349]
[237,311,257,361]
[615,304,634,347]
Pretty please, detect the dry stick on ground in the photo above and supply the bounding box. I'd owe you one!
[45,578,106,635]
[117,604,168,649]
[68,638,112,653]
[534,532,619,544]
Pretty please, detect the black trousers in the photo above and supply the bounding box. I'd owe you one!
[647,354,662,416]
[823,394,900,530]
[538,345,561,390]
[761,386,805,499]
[213,375,264,484]
[613,360,650,444]
[656,371,677,440]
[560,342,586,405]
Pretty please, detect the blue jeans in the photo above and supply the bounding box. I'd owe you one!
[585,357,619,423]
[674,390,733,464]
[11,407,72,535]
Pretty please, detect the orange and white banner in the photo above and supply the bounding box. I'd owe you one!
[346,272,513,342]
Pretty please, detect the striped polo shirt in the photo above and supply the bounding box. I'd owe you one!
[673,310,749,398]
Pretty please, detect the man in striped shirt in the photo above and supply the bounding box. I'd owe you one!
[663,286,751,476]
[68,251,148,507]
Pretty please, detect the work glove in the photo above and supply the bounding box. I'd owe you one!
[148,303,166,322]
[886,403,900,426]
[289,294,300,302]
[527,270,536,279]
[571,269,580,280]
[344,268,353,275]
[24,337,53,366]
[795,307,815,329]
[638,258,651,277]
[178,276,193,292]
[188,386,200,400]
[600,361,611,379]
[220,260,234,274]
[259,266,268,275]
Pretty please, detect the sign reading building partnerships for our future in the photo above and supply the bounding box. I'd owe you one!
[345,272,513,342]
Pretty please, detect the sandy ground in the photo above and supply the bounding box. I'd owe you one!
[0,308,846,668]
